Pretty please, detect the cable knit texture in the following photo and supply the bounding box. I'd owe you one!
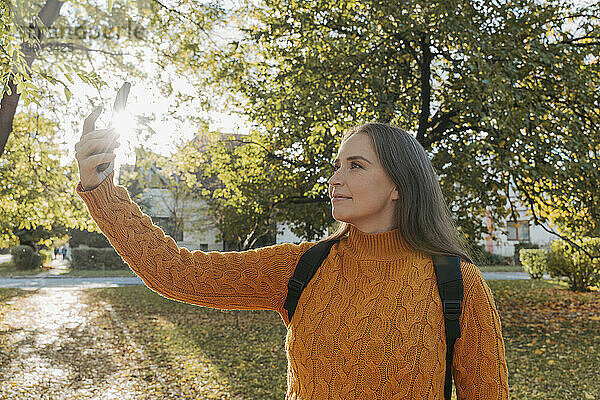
[76,173,509,400]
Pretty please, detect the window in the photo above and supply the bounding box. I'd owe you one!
[153,217,184,241]
[507,220,530,241]
[199,243,208,251]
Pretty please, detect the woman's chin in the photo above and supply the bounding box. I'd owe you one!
[331,211,351,224]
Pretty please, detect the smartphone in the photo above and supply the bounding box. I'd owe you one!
[97,81,131,173]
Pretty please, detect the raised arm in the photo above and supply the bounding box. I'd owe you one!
[74,107,312,318]
[452,263,510,400]
[76,172,311,314]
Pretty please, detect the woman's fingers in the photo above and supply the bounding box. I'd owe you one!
[76,147,117,165]
[75,135,120,156]
[82,106,103,136]
[87,152,117,167]
[75,128,119,154]
[77,105,120,191]
[84,127,115,139]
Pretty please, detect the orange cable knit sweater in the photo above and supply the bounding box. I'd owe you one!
[76,174,509,400]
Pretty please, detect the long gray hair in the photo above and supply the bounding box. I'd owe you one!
[321,122,474,264]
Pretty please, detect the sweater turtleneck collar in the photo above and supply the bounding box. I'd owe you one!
[343,225,414,260]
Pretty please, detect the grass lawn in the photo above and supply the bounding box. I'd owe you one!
[64,269,136,277]
[89,280,600,399]
[478,264,525,273]
[491,280,600,399]
[0,288,27,320]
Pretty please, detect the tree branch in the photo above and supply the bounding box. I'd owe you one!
[228,138,315,169]
[416,33,433,147]
[0,0,64,157]
[512,174,599,260]
[422,110,459,148]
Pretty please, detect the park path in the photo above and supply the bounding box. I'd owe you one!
[0,288,166,399]
[0,271,541,290]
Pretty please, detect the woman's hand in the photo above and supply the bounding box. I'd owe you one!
[75,106,121,191]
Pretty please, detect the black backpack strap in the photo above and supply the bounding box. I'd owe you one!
[432,254,463,400]
[284,240,337,322]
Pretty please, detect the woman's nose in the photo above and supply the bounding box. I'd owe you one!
[328,170,343,187]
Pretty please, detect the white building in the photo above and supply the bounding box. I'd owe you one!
[137,184,225,251]
[478,194,558,257]
[120,161,302,251]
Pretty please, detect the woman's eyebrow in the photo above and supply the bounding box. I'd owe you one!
[333,155,372,164]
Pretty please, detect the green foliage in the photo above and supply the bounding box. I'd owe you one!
[13,225,69,249]
[547,238,600,292]
[71,247,128,270]
[39,248,53,266]
[204,0,600,244]
[119,146,210,244]
[171,130,305,250]
[513,242,540,266]
[9,245,41,270]
[0,1,43,106]
[519,249,547,279]
[1,0,225,104]
[68,229,110,249]
[0,113,97,248]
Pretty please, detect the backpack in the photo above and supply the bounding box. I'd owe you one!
[283,240,463,400]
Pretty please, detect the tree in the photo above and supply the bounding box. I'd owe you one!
[168,129,283,250]
[0,112,94,248]
[0,0,226,248]
[1,0,225,157]
[119,145,210,245]
[204,0,600,251]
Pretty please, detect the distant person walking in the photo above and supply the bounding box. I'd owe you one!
[74,106,508,399]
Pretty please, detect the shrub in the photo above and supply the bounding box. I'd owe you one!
[68,229,110,248]
[519,249,547,279]
[514,242,540,265]
[9,245,41,270]
[71,247,128,270]
[473,245,511,266]
[546,238,600,292]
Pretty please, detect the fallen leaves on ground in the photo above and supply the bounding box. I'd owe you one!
[489,280,600,400]
[89,286,288,399]
[2,281,598,400]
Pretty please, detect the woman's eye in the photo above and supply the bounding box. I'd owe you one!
[332,163,362,171]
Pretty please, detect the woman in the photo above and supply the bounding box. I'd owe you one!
[75,107,509,399]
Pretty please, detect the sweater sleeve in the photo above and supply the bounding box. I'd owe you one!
[452,262,509,400]
[75,173,313,318]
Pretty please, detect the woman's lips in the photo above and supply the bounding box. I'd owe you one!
[332,196,352,202]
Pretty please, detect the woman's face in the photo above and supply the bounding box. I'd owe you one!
[328,133,398,233]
